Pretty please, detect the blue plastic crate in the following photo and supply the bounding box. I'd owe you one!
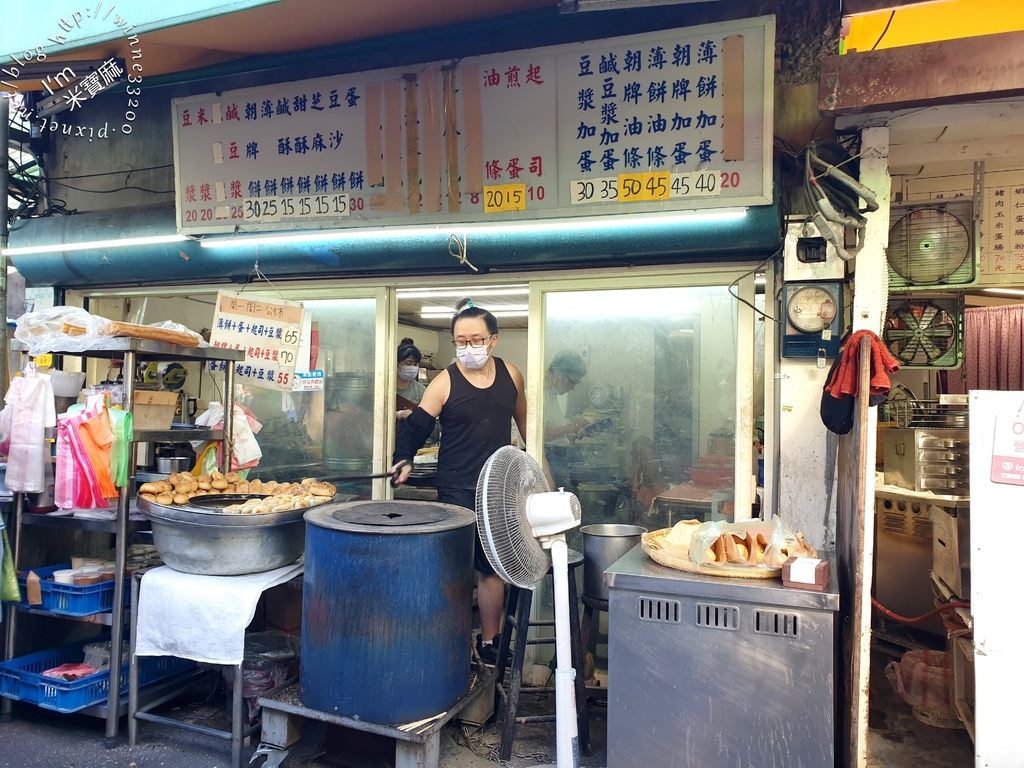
[17,564,129,617]
[0,638,197,713]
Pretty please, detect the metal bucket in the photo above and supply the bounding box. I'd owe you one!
[323,373,374,469]
[301,500,475,724]
[580,523,646,601]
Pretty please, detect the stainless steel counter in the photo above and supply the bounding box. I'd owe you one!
[606,545,839,768]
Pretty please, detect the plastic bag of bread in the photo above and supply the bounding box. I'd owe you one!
[688,517,815,570]
[14,306,203,357]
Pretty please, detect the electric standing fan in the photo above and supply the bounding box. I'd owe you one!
[476,445,583,768]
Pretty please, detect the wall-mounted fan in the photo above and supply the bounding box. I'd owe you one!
[882,294,964,370]
[887,200,978,290]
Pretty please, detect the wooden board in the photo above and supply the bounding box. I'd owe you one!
[641,529,781,580]
[836,335,873,768]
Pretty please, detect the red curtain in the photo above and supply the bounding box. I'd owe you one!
[947,304,1024,393]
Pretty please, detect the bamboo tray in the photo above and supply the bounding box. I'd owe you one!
[641,528,782,580]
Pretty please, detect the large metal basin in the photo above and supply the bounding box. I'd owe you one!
[137,495,306,575]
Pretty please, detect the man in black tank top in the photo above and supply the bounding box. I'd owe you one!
[391,302,527,665]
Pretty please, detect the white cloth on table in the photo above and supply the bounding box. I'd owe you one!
[135,563,303,665]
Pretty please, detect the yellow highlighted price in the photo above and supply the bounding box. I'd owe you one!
[483,183,527,213]
[618,172,671,202]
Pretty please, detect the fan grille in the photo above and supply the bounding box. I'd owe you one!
[475,446,552,589]
[888,207,970,285]
[883,297,963,369]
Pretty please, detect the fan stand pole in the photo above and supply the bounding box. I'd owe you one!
[549,537,581,768]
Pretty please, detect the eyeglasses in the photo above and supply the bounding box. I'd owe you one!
[452,335,493,350]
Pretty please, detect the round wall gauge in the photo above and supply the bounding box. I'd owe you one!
[786,285,838,334]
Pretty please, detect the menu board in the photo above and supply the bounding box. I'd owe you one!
[172,16,774,235]
[209,291,305,392]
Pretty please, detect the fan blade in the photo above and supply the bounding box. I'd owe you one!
[896,338,923,363]
[919,339,949,362]
[915,304,939,328]
[919,322,954,340]
[892,305,923,331]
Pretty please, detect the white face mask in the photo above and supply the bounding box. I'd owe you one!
[399,365,419,382]
[456,345,490,370]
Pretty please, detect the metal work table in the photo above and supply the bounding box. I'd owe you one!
[127,567,302,768]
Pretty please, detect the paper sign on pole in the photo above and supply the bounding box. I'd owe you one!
[209,290,305,392]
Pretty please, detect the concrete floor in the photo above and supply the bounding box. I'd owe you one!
[0,652,973,768]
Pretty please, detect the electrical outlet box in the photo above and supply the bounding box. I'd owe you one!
[783,220,845,282]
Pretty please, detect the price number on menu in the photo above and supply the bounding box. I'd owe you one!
[669,171,721,197]
[483,184,527,213]
[618,172,671,202]
[571,177,620,205]
[243,194,352,222]
[571,170,724,205]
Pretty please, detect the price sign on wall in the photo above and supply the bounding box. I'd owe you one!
[209,291,305,392]
[172,16,773,235]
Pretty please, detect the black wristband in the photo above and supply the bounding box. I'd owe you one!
[393,407,437,465]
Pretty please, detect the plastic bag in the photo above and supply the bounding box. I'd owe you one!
[1,529,22,604]
[222,631,299,722]
[687,516,815,569]
[14,306,203,357]
[885,650,962,729]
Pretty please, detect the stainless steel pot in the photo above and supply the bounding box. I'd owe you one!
[156,456,191,474]
[137,495,306,575]
[580,523,646,601]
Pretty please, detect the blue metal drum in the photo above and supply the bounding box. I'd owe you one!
[301,500,476,724]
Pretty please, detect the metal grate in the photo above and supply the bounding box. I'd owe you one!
[753,609,800,637]
[695,602,739,631]
[638,597,680,623]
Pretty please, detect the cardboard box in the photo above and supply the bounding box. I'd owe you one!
[929,505,970,598]
[782,556,831,592]
[263,580,302,635]
[132,391,178,430]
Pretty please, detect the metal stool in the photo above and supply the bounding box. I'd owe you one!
[493,548,590,761]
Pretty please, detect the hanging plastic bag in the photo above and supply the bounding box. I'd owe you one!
[54,403,109,510]
[1,529,22,604]
[192,442,219,476]
[192,402,262,471]
[108,408,133,488]
[5,369,57,493]
[0,404,12,457]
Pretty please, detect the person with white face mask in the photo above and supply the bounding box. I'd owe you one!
[391,298,527,666]
[395,337,425,421]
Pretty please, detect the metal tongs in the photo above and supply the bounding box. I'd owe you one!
[320,470,399,487]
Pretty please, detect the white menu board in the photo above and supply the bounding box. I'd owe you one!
[209,291,304,392]
[172,16,774,234]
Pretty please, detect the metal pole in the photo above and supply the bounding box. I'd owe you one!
[1,95,10,397]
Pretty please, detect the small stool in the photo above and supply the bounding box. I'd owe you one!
[493,548,589,761]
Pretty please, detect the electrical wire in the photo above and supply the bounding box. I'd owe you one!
[45,178,174,195]
[728,248,780,323]
[871,596,970,625]
[870,11,897,51]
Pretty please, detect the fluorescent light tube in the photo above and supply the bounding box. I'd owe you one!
[398,287,530,299]
[982,288,1024,297]
[199,209,748,249]
[2,234,188,256]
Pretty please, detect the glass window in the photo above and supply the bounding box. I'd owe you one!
[542,285,737,533]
